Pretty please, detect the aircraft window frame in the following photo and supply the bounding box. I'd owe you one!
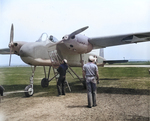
[36,33,59,43]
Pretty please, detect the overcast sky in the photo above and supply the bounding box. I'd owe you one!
[0,0,150,66]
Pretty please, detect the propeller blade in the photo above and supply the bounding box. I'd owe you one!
[9,52,12,66]
[62,26,89,41]
[68,26,89,40]
[9,47,12,66]
[10,24,14,43]
[63,26,89,40]
[8,24,14,66]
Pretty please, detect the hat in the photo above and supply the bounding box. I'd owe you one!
[63,59,67,63]
[88,56,95,62]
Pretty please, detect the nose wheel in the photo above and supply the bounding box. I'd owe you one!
[24,85,34,97]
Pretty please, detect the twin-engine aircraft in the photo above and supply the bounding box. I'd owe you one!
[0,24,150,97]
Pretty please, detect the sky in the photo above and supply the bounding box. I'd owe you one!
[0,0,150,66]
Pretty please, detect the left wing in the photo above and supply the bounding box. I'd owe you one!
[0,48,10,54]
[89,32,150,48]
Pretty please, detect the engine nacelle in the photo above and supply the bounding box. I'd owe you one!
[63,34,93,54]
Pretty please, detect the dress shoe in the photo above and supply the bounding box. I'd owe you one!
[93,104,97,107]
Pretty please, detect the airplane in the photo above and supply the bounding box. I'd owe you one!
[0,24,150,97]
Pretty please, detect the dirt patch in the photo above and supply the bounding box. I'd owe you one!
[0,93,150,121]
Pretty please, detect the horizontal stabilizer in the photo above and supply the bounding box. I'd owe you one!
[104,60,128,64]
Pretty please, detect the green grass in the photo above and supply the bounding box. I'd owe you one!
[0,67,150,97]
[99,67,150,89]
[99,67,150,78]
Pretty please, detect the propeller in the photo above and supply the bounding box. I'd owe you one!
[62,26,89,41]
[8,24,14,66]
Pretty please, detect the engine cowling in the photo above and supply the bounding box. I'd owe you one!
[63,34,93,54]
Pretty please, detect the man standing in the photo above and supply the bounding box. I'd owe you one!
[83,56,104,108]
[57,59,68,96]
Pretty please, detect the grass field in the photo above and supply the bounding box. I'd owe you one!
[0,66,150,97]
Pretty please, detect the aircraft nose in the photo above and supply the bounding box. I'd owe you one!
[19,44,32,57]
[19,49,27,57]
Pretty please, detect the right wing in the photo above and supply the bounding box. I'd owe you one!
[0,48,10,54]
[89,32,150,49]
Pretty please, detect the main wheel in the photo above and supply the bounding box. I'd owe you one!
[41,78,49,88]
[24,85,34,97]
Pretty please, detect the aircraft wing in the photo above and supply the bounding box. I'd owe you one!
[0,48,10,54]
[88,32,150,48]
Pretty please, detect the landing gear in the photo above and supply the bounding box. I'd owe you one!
[41,66,51,88]
[41,78,49,88]
[24,85,34,97]
[24,66,36,97]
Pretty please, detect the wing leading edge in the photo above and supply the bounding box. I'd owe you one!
[88,32,150,49]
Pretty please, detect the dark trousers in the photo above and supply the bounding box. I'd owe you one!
[57,77,65,95]
[86,81,97,107]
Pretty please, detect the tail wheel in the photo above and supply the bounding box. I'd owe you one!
[41,78,49,88]
[24,85,34,97]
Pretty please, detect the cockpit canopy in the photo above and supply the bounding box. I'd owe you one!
[36,33,59,43]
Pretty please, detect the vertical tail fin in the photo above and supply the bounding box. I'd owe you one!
[99,48,104,58]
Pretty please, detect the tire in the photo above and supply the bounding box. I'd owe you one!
[41,78,49,88]
[24,85,34,97]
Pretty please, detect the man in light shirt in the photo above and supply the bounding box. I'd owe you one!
[83,56,104,108]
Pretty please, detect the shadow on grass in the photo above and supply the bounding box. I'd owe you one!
[1,81,150,98]
[100,78,120,80]
[70,81,150,95]
[97,87,150,95]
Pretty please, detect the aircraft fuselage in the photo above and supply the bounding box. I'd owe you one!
[17,39,104,66]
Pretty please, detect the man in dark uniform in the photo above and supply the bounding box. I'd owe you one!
[57,59,68,96]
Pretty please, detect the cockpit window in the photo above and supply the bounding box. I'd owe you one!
[49,35,59,43]
[36,33,59,43]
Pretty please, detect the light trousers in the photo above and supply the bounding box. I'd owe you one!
[86,81,97,107]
